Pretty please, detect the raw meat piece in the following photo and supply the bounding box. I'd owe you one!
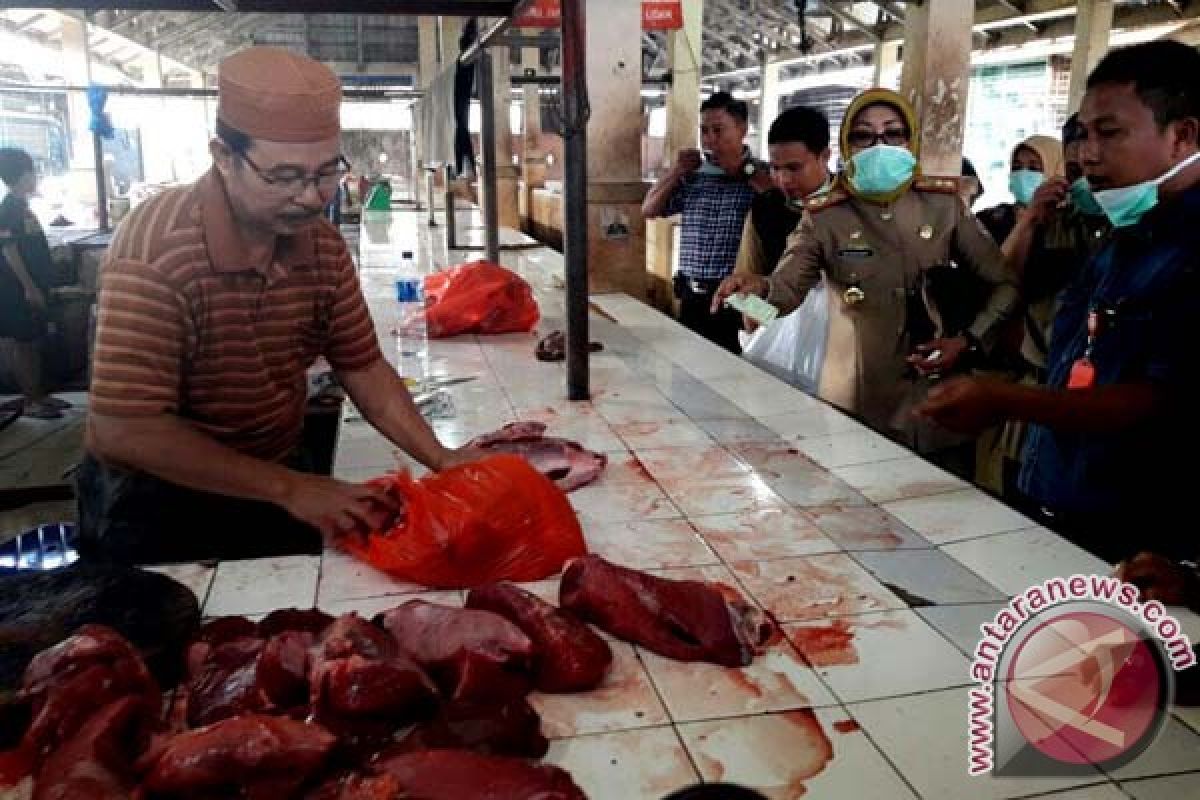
[465,584,611,693]
[377,601,534,702]
[534,330,603,362]
[259,608,335,638]
[466,422,607,492]
[305,772,405,800]
[184,638,268,727]
[256,630,314,710]
[559,556,776,667]
[20,626,159,757]
[386,696,548,758]
[32,696,152,800]
[139,714,336,798]
[196,615,260,645]
[371,749,587,800]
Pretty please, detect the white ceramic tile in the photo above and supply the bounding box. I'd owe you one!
[317,549,425,604]
[530,641,670,737]
[612,418,716,449]
[1104,716,1200,781]
[1122,772,1200,799]
[333,435,400,470]
[851,549,1008,607]
[707,377,818,417]
[785,610,972,703]
[795,430,914,469]
[678,706,918,800]
[146,563,216,608]
[758,408,867,440]
[659,475,789,517]
[832,455,969,504]
[807,506,932,551]
[942,528,1114,596]
[731,554,907,622]
[640,640,837,722]
[917,602,1012,657]
[544,727,700,800]
[582,518,719,570]
[1019,785,1130,799]
[692,417,784,445]
[632,445,753,485]
[729,443,871,508]
[690,509,842,562]
[569,482,681,523]
[204,556,321,617]
[850,687,1108,800]
[883,489,1038,545]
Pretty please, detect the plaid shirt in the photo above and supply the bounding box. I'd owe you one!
[666,167,758,282]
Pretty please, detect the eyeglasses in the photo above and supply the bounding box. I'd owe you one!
[846,129,911,149]
[239,152,349,194]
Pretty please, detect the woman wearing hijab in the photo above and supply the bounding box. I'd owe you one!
[715,88,1019,464]
[977,135,1065,245]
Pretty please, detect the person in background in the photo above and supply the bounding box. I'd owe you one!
[79,47,482,565]
[643,91,774,354]
[918,40,1200,563]
[0,147,69,420]
[734,106,833,281]
[959,157,985,211]
[713,88,1018,471]
[977,136,1064,245]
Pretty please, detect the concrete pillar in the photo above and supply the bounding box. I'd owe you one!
[520,41,545,232]
[585,0,646,298]
[60,16,99,218]
[488,46,521,229]
[438,16,465,68]
[758,54,780,156]
[899,0,972,176]
[1068,0,1113,113]
[418,16,439,87]
[873,39,901,89]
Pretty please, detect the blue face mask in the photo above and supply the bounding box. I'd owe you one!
[1008,169,1044,206]
[1068,177,1104,217]
[1093,151,1200,227]
[848,145,916,196]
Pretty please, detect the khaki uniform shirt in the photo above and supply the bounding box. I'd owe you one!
[767,178,1019,450]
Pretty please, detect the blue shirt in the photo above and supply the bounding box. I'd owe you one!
[666,157,759,281]
[1019,185,1200,520]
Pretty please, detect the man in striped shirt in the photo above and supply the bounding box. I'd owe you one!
[78,48,478,564]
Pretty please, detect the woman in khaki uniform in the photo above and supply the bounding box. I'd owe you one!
[716,88,1019,462]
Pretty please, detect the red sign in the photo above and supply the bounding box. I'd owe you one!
[514,0,683,30]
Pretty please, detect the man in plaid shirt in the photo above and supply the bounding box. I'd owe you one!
[644,92,773,353]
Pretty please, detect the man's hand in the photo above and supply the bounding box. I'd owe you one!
[1025,177,1069,226]
[280,473,402,540]
[915,375,1010,434]
[1115,552,1195,607]
[23,284,47,313]
[711,273,770,314]
[908,336,970,376]
[433,445,490,471]
[674,148,703,175]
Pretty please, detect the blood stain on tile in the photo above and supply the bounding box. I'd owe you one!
[787,619,859,667]
[834,719,860,734]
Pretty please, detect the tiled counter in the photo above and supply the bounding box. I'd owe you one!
[160,211,1200,800]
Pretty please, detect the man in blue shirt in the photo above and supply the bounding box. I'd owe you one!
[917,40,1200,563]
[643,92,773,353]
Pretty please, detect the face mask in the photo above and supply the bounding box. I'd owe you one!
[1008,169,1044,206]
[1068,177,1104,217]
[1093,151,1200,227]
[848,145,916,196]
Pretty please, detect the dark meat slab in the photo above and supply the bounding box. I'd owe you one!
[559,556,775,667]
[465,583,611,693]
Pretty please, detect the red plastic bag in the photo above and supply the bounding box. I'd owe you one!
[341,455,586,589]
[423,260,540,338]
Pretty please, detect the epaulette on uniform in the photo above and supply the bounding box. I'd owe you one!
[804,188,850,213]
[913,175,961,195]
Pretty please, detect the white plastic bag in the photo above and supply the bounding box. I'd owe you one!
[742,282,830,395]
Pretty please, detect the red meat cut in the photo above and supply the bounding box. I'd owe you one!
[371,749,587,800]
[465,583,611,693]
[385,695,548,758]
[139,714,336,799]
[32,696,152,800]
[467,422,606,492]
[376,601,534,702]
[559,556,776,667]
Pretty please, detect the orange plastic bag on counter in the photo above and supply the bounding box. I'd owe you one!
[340,455,586,589]
[423,260,540,338]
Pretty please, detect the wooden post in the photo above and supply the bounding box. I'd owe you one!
[899,0,973,176]
[1068,0,1114,113]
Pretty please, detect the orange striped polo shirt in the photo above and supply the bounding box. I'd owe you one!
[89,168,381,461]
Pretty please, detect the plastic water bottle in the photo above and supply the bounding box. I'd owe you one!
[395,250,428,382]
